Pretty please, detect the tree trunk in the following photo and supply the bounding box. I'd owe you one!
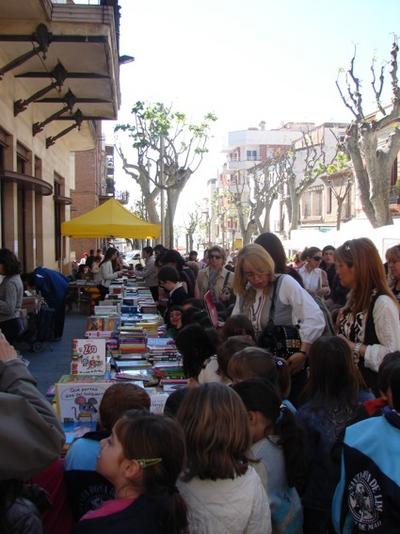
[336,199,344,231]
[262,205,272,233]
[165,188,179,248]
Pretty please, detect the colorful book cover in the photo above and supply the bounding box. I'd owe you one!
[56,377,113,422]
[71,338,107,375]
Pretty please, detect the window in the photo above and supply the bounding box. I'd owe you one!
[303,191,312,217]
[315,190,322,216]
[326,186,332,214]
[246,150,257,161]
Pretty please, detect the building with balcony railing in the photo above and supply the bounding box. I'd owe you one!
[0,0,121,270]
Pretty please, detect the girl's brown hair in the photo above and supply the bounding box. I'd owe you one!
[227,346,278,386]
[176,383,251,481]
[114,412,187,533]
[232,244,275,297]
[301,336,365,407]
[217,335,256,380]
[335,238,396,314]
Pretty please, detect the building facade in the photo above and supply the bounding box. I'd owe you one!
[0,0,120,271]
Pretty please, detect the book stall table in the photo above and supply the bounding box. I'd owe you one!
[51,277,187,449]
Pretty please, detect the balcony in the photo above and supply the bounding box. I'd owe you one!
[227,159,261,171]
[115,190,129,205]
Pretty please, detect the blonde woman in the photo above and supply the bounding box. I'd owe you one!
[231,244,325,376]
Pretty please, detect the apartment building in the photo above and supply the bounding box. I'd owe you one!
[212,122,313,247]
[0,0,120,271]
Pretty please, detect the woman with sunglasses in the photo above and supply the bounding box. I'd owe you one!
[298,247,330,298]
[335,238,400,393]
[231,244,325,378]
[195,245,234,305]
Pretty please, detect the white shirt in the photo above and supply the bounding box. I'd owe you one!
[364,295,400,372]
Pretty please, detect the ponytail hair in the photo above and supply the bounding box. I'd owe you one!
[114,412,187,533]
[232,378,307,490]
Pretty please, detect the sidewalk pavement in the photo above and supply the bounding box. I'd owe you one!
[18,311,88,396]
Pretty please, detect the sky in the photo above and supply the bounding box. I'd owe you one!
[103,0,400,227]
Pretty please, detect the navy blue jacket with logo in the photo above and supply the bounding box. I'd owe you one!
[332,407,400,533]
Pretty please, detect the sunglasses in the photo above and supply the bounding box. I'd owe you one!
[209,255,222,260]
[313,256,322,261]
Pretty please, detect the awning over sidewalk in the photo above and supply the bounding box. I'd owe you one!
[61,198,161,239]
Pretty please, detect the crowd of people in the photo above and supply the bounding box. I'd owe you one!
[1,234,400,533]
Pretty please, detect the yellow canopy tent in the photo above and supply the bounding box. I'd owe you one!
[61,198,161,239]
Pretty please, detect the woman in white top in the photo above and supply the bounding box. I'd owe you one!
[297,247,330,297]
[96,247,119,299]
[231,244,325,376]
[176,383,271,534]
[335,238,400,392]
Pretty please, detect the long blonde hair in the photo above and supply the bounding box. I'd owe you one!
[233,244,275,297]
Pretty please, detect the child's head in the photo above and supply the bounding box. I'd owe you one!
[97,412,187,530]
[163,387,189,418]
[176,383,251,481]
[232,378,307,490]
[167,305,184,329]
[158,265,180,291]
[232,378,281,442]
[176,324,218,380]
[227,346,278,387]
[378,352,400,400]
[220,314,256,341]
[304,336,365,405]
[99,383,151,433]
[217,335,256,381]
[389,366,400,411]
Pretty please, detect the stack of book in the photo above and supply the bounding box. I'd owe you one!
[118,328,147,354]
[147,337,180,361]
[94,304,119,316]
[151,361,185,381]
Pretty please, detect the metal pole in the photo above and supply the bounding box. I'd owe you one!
[160,135,165,245]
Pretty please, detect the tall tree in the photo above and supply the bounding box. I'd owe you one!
[275,133,326,236]
[336,41,400,227]
[115,102,217,247]
[184,208,201,252]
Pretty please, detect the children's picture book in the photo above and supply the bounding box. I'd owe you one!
[86,316,119,332]
[71,338,107,375]
[56,375,113,422]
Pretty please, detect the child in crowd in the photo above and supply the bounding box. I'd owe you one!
[175,324,220,384]
[73,412,187,534]
[165,305,184,339]
[157,266,188,317]
[176,383,272,533]
[216,335,256,384]
[220,313,256,341]
[233,379,305,533]
[65,383,151,519]
[297,336,374,533]
[227,346,279,385]
[332,365,400,532]
[352,351,400,422]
